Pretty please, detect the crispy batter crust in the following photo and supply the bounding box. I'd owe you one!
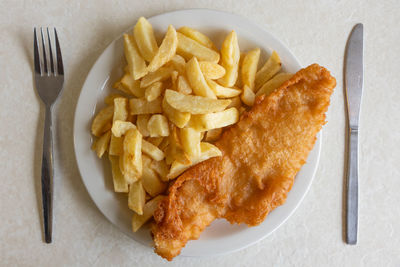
[152,64,336,260]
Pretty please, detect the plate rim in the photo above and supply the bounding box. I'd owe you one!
[73,8,321,258]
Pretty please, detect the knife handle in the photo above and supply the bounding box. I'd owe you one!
[346,127,358,244]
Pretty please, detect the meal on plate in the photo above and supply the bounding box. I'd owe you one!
[90,17,336,260]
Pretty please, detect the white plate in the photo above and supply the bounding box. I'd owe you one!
[73,9,321,258]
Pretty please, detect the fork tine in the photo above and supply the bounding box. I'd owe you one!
[40,27,48,75]
[47,28,55,74]
[34,28,41,75]
[54,28,64,75]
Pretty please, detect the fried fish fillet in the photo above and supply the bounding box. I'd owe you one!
[152,64,336,260]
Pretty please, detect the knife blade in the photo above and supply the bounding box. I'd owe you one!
[344,23,364,245]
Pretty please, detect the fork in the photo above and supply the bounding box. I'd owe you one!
[34,27,64,243]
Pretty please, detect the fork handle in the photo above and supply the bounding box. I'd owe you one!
[41,105,53,243]
[346,127,358,244]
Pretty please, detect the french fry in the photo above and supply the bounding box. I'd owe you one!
[140,67,173,88]
[109,135,123,155]
[168,55,186,74]
[113,80,132,95]
[129,97,162,115]
[147,114,170,137]
[119,73,145,97]
[113,98,128,122]
[177,32,220,62]
[254,51,281,90]
[241,48,260,91]
[176,75,192,95]
[165,89,231,114]
[218,31,240,87]
[91,105,114,137]
[167,142,222,179]
[132,195,165,232]
[199,62,226,80]
[165,126,190,165]
[177,26,216,50]
[121,129,142,183]
[91,130,111,158]
[226,96,242,109]
[141,155,167,196]
[128,181,146,215]
[109,155,128,193]
[123,34,148,80]
[136,114,150,136]
[104,93,125,106]
[241,85,256,106]
[186,57,217,99]
[147,25,178,72]
[180,128,201,157]
[147,137,164,146]
[145,81,164,102]
[256,73,293,96]
[205,128,222,142]
[142,139,165,161]
[206,79,242,98]
[171,71,179,91]
[134,17,158,62]
[190,107,239,131]
[150,160,169,182]
[111,120,136,137]
[162,97,191,128]
[158,137,169,151]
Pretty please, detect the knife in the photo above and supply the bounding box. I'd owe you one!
[344,23,364,245]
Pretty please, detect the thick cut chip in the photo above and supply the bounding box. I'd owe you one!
[177,32,220,62]
[176,75,192,95]
[145,81,164,102]
[113,98,128,122]
[91,131,111,158]
[111,120,136,137]
[134,17,158,62]
[91,105,114,137]
[136,114,150,136]
[254,51,281,90]
[205,128,222,142]
[130,97,162,115]
[170,71,179,91]
[109,155,128,193]
[150,160,169,182]
[241,48,260,91]
[140,67,173,88]
[162,97,190,128]
[167,142,222,179]
[104,94,125,106]
[165,89,230,114]
[164,126,190,165]
[141,155,167,196]
[177,26,216,50]
[128,181,146,215]
[147,137,164,146]
[256,73,293,96]
[199,61,226,80]
[132,195,166,232]
[123,34,147,80]
[121,129,142,183]
[207,79,242,98]
[180,128,201,157]
[147,25,178,73]
[226,96,242,109]
[218,31,240,87]
[142,139,165,161]
[241,84,256,106]
[168,55,186,74]
[119,73,145,97]
[186,57,217,99]
[190,107,239,131]
[109,135,123,155]
[147,114,170,137]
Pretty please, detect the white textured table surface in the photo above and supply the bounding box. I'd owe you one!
[1,1,399,266]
